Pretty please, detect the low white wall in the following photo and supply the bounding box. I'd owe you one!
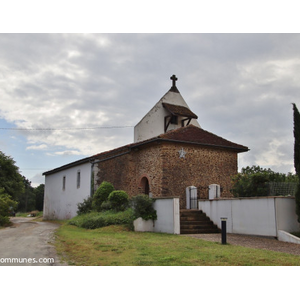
[275,197,300,233]
[134,197,180,234]
[278,230,300,244]
[199,197,300,238]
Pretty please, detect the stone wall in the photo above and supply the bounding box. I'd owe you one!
[96,143,163,198]
[159,142,238,208]
[96,150,136,197]
[95,141,238,209]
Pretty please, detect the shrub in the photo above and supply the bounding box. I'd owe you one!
[77,196,93,215]
[100,200,112,211]
[0,188,18,226]
[68,209,135,229]
[108,190,129,212]
[92,181,114,211]
[130,194,157,221]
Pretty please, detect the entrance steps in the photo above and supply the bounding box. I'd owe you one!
[180,209,221,234]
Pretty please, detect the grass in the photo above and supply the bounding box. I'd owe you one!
[55,223,300,266]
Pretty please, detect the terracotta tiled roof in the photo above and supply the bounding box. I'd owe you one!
[90,125,248,161]
[162,103,198,119]
[43,125,248,175]
[158,125,249,152]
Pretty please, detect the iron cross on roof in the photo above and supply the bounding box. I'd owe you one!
[170,75,178,87]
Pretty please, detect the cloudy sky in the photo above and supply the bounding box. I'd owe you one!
[1,31,300,186]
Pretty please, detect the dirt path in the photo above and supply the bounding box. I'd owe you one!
[0,217,66,266]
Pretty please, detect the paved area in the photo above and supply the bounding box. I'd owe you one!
[0,217,66,266]
[184,233,300,256]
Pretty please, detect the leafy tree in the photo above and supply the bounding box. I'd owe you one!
[0,151,46,213]
[0,188,18,226]
[34,184,44,211]
[293,103,300,222]
[231,165,298,197]
[17,176,36,212]
[0,151,24,200]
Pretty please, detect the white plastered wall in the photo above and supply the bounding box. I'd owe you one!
[43,162,91,220]
[134,90,200,142]
[198,197,300,237]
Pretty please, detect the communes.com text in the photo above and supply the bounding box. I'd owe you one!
[0,257,55,264]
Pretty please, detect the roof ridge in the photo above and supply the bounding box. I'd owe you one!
[159,125,249,151]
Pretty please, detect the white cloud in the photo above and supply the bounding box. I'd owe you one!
[47,150,83,157]
[26,144,48,150]
[1,33,300,185]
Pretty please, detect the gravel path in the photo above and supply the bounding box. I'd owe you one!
[0,217,66,266]
[184,233,300,256]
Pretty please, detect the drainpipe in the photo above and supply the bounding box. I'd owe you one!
[90,159,100,197]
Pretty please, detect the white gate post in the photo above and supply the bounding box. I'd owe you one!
[209,184,221,199]
[186,186,191,209]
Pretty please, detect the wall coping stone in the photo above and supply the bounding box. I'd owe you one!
[199,196,295,202]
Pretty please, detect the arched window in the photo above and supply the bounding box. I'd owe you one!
[140,177,150,195]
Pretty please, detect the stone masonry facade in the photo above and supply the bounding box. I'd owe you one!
[95,139,239,209]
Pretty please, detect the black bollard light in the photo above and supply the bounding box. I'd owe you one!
[221,217,227,245]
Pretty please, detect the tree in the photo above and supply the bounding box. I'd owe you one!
[231,165,298,197]
[0,151,46,213]
[292,103,300,222]
[17,176,36,212]
[0,188,18,226]
[0,151,24,201]
[34,184,44,211]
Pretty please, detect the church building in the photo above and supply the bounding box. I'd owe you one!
[43,75,249,220]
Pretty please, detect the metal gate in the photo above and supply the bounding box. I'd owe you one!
[190,187,198,209]
[186,186,198,209]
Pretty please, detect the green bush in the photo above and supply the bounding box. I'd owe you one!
[68,209,135,229]
[92,181,114,211]
[108,190,129,212]
[77,196,93,215]
[130,194,157,221]
[0,188,18,226]
[100,200,112,211]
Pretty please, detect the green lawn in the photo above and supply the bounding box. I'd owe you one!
[55,224,300,266]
